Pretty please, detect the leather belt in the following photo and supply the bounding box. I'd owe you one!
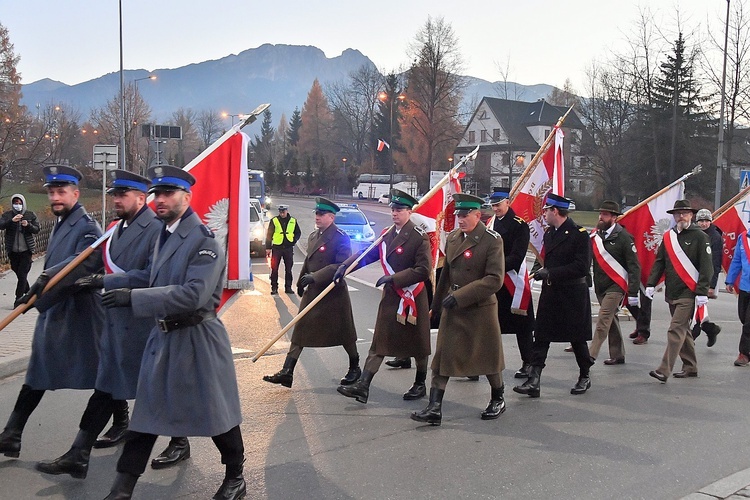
[157,311,217,333]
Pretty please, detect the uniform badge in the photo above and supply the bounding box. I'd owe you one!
[396,246,403,254]
[154,167,163,176]
[464,249,473,259]
[49,166,58,175]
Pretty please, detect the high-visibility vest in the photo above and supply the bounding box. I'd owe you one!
[271,216,296,245]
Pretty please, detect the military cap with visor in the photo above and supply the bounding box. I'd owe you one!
[489,187,510,205]
[314,197,340,214]
[107,170,151,194]
[389,188,418,209]
[452,193,484,216]
[147,165,196,194]
[43,165,83,187]
[277,204,289,212]
[543,193,574,211]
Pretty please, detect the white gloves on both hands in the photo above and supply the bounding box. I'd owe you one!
[696,295,709,307]
[644,287,655,299]
[627,296,640,307]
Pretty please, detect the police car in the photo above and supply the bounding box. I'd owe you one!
[335,204,377,251]
[249,203,266,256]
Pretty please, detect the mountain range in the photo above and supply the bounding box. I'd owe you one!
[20,43,556,132]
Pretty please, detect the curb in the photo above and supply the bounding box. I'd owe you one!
[0,349,30,380]
[682,467,750,499]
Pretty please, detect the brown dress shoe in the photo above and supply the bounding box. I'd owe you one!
[633,335,648,345]
[603,358,625,365]
[629,331,638,339]
[649,370,667,383]
[672,371,698,378]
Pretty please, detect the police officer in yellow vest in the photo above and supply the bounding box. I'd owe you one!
[265,205,301,294]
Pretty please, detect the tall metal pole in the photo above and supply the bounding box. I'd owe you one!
[715,0,731,209]
[389,96,394,191]
[119,0,126,174]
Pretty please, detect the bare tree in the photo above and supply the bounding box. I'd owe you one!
[493,55,525,101]
[167,107,199,167]
[197,109,222,151]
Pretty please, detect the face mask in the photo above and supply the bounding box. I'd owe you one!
[12,204,22,212]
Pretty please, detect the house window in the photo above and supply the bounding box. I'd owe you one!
[544,128,551,139]
[468,130,475,143]
[481,130,487,142]
[493,129,500,141]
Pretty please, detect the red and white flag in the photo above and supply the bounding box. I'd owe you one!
[411,170,463,264]
[618,182,685,286]
[183,130,252,314]
[377,139,390,152]
[713,186,750,275]
[510,126,565,255]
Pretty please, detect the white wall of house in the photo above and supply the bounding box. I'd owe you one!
[456,101,508,149]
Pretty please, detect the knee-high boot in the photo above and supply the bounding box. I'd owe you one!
[36,429,97,479]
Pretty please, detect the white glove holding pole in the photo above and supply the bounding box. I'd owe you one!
[645,287,655,299]
[627,296,639,307]
[696,295,709,306]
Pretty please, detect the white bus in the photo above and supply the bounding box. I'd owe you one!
[352,174,419,200]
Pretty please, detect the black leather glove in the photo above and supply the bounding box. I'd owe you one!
[297,285,305,298]
[101,288,132,308]
[375,275,394,287]
[15,272,50,307]
[442,294,458,309]
[333,265,347,283]
[298,274,315,288]
[75,274,104,290]
[533,268,550,281]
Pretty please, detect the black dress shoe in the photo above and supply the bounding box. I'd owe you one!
[213,477,246,499]
[339,366,361,385]
[411,388,444,426]
[105,472,138,499]
[385,357,411,369]
[284,287,294,294]
[649,370,668,383]
[36,447,90,479]
[570,376,591,395]
[466,376,480,381]
[603,358,625,365]
[94,424,128,449]
[672,371,698,378]
[514,363,530,378]
[481,387,506,420]
[151,437,190,469]
[403,383,426,400]
[270,289,278,295]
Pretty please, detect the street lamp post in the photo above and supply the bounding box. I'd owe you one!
[378,91,405,191]
[342,157,347,199]
[134,75,156,93]
[222,112,241,126]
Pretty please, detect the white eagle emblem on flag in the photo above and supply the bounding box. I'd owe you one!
[644,218,672,253]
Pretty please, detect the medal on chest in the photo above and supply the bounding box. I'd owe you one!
[463,249,473,259]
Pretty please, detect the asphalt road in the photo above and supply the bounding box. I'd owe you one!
[1,195,750,499]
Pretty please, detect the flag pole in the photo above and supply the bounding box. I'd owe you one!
[0,225,117,333]
[620,165,702,219]
[712,184,750,220]
[509,105,575,201]
[251,145,480,362]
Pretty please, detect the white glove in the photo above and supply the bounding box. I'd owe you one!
[696,295,709,306]
[627,296,640,307]
[644,287,655,299]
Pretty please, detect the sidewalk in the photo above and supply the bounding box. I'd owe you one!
[0,257,42,380]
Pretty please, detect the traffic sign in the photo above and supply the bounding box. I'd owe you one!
[741,170,750,190]
[93,144,118,171]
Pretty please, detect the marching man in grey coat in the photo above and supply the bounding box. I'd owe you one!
[101,165,245,500]
[0,165,104,459]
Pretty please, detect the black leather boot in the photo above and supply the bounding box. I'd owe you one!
[570,375,591,395]
[95,400,129,449]
[513,366,541,398]
[481,385,506,420]
[104,472,139,499]
[385,357,411,369]
[36,429,95,479]
[212,461,246,499]
[151,437,190,469]
[704,322,721,347]
[403,370,427,400]
[262,356,297,388]
[339,355,361,385]
[410,388,444,426]
[514,362,531,379]
[0,411,24,458]
[337,370,374,403]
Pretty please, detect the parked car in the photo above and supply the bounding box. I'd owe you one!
[377,193,390,204]
[335,204,377,251]
[249,203,266,256]
[250,198,269,223]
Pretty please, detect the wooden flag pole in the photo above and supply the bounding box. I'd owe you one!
[250,145,480,362]
[712,184,750,220]
[0,225,116,333]
[619,165,702,219]
[509,105,575,201]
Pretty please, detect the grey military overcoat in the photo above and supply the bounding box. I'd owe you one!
[431,222,505,377]
[97,207,162,400]
[129,210,242,437]
[26,206,104,390]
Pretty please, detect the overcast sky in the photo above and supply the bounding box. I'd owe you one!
[0,0,731,93]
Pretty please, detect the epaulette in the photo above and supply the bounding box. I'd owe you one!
[200,225,215,238]
[485,228,500,239]
[336,228,347,236]
[413,225,426,235]
[578,227,587,233]
[83,213,95,223]
[514,216,526,225]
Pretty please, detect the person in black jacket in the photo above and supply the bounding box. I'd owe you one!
[0,194,40,300]
[693,209,722,346]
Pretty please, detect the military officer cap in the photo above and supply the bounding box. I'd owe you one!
[147,165,196,194]
[543,193,574,211]
[597,200,622,216]
[666,199,698,214]
[107,170,151,194]
[389,189,418,209]
[488,187,510,205]
[452,193,484,216]
[314,197,339,214]
[278,205,289,212]
[43,164,83,187]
